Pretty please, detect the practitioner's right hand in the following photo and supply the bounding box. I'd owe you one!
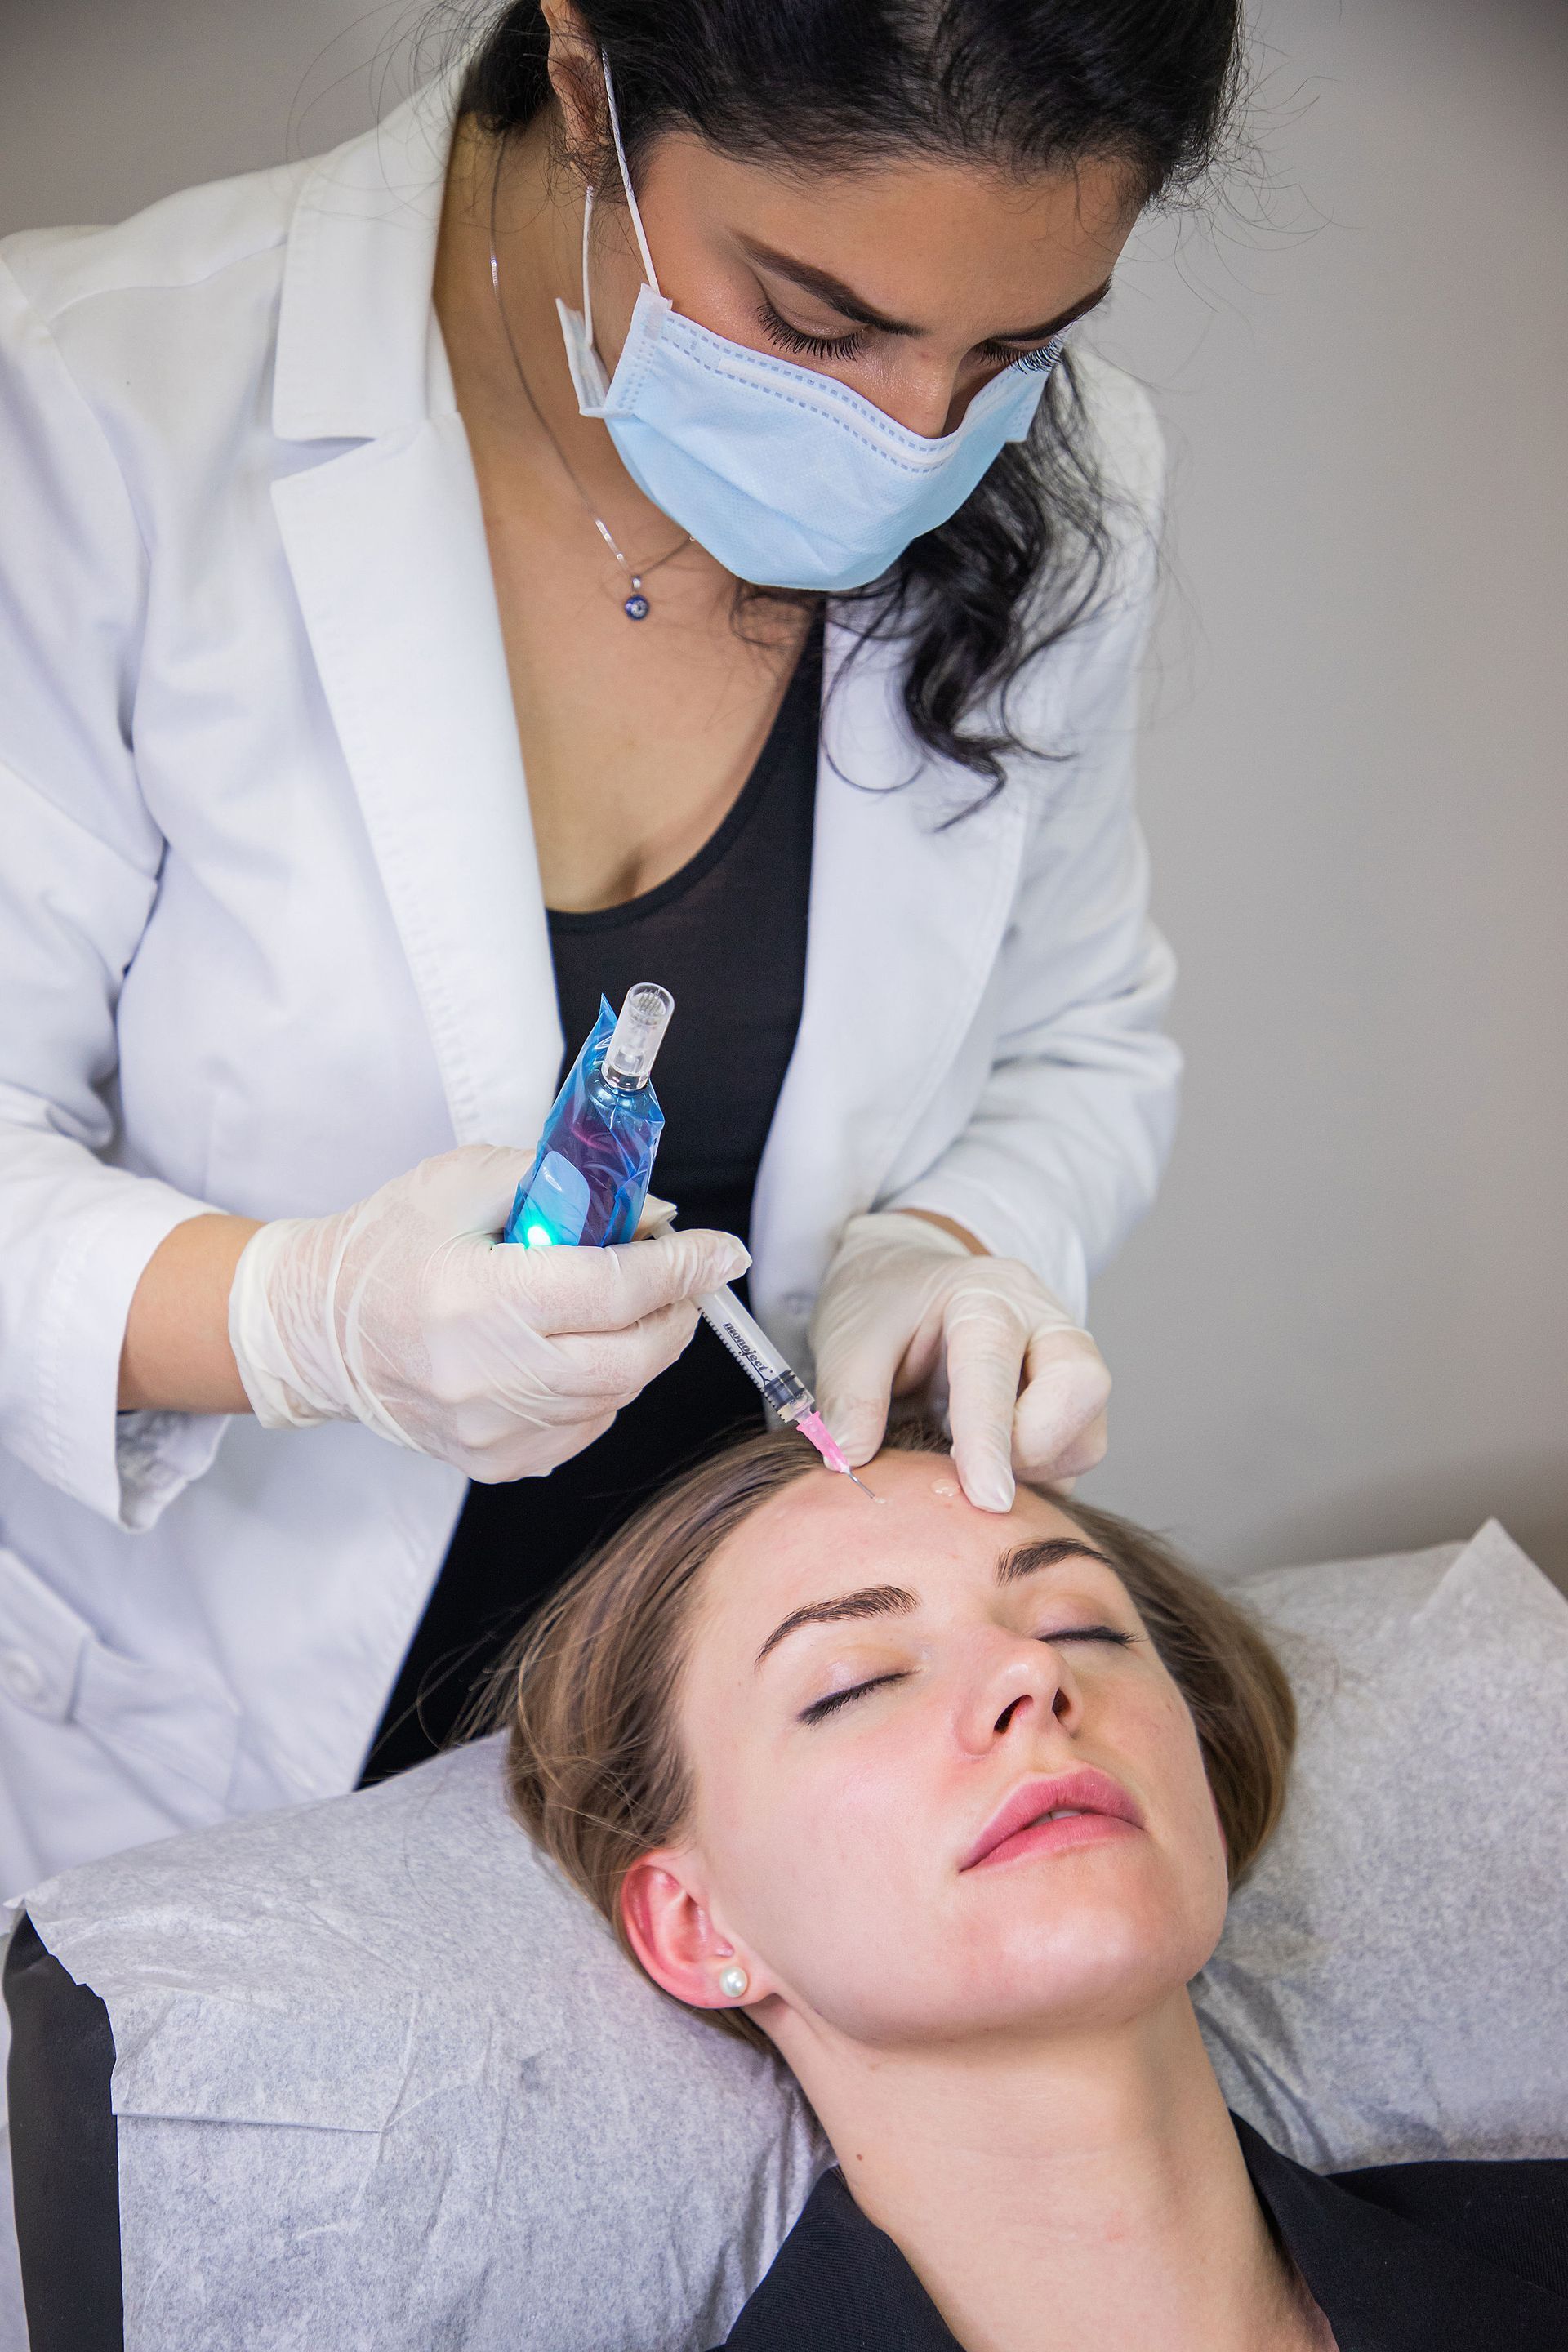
[227,1146,749,1481]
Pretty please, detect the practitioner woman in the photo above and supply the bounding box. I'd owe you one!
[502,1430,1568,2350]
[0,0,1227,1893]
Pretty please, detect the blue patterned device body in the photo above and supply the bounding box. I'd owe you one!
[502,992,668,1250]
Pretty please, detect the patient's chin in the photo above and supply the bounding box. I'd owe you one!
[956,1836,1227,2016]
[766,1885,1220,2056]
[983,1903,1219,2038]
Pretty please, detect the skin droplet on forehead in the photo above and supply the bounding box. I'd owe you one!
[931,1479,960,1499]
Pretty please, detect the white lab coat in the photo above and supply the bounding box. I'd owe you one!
[0,77,1178,1897]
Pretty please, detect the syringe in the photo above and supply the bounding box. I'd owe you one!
[697,1285,880,1499]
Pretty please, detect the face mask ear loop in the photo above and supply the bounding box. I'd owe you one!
[600,53,662,296]
[580,187,596,350]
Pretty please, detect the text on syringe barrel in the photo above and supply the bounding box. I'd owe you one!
[697,1301,811,1421]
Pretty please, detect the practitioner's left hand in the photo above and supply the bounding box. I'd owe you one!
[809,1210,1111,1511]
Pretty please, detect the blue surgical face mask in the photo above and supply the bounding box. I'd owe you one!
[555,60,1064,594]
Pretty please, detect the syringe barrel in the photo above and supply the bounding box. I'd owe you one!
[697,1287,814,1422]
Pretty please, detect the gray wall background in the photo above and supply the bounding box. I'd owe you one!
[3,0,1565,1583]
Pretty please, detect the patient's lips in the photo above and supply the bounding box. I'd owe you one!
[960,1767,1143,1873]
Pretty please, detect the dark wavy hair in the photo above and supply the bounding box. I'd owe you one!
[461,0,1243,795]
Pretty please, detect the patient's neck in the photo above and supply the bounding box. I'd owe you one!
[774,1990,1330,2352]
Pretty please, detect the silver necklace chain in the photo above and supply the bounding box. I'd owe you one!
[488,170,691,621]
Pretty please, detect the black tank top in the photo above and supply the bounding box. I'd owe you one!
[361,621,822,1781]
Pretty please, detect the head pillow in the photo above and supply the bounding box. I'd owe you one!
[1199,1517,1568,2167]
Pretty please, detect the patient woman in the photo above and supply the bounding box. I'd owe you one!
[502,1424,1567,2352]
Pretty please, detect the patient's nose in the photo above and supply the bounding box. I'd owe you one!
[959,1638,1076,1753]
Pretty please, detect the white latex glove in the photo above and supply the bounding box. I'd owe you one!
[229,1146,749,1482]
[809,1211,1111,1512]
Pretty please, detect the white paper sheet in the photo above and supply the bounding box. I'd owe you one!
[25,1737,827,2352]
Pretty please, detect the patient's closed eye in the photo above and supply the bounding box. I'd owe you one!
[799,1672,911,1725]
[1040,1625,1134,1650]
[799,1628,1132,1724]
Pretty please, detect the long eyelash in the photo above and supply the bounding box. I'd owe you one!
[982,335,1066,374]
[799,1671,908,1726]
[760,303,1064,377]
[1044,1626,1135,1648]
[756,297,867,364]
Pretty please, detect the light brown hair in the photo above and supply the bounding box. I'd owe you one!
[497,1424,1295,2030]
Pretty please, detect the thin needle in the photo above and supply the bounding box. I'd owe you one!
[840,1468,884,1502]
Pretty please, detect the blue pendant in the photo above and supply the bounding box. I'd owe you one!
[623,592,650,621]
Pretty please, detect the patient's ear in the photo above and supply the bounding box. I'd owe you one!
[621,1851,764,2011]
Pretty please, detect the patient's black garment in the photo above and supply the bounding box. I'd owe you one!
[361,618,822,1784]
[716,2118,1568,2350]
[4,1913,122,2352]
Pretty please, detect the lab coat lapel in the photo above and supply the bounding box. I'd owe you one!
[751,617,1028,1342]
[270,78,562,1155]
[272,425,560,1151]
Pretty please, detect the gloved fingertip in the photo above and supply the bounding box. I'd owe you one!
[956,1450,1016,1514]
[698,1236,751,1285]
[660,1231,749,1292]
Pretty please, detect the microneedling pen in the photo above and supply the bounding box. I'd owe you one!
[697,1284,880,1499]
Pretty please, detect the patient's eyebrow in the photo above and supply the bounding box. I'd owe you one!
[755,1584,916,1669]
[997,1537,1116,1585]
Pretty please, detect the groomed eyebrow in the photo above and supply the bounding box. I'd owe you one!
[737,234,1114,347]
[997,1537,1117,1585]
[982,281,1113,346]
[755,1538,1117,1669]
[755,1584,916,1669]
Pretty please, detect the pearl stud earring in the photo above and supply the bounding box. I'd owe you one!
[719,1965,750,2001]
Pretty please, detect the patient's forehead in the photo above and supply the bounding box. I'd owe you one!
[697,1452,1101,1652]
